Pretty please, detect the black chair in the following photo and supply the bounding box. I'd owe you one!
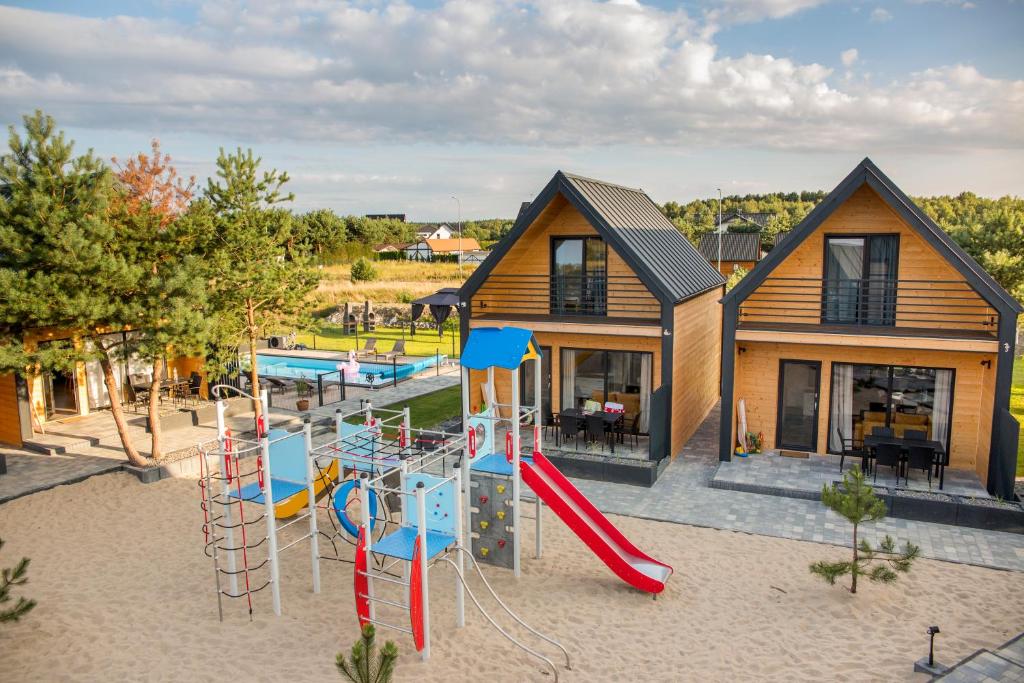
[873,443,903,483]
[559,412,580,450]
[836,429,869,474]
[187,372,203,407]
[906,445,935,488]
[129,373,152,412]
[904,429,927,441]
[871,426,894,438]
[584,413,609,451]
[543,406,559,443]
[618,413,641,449]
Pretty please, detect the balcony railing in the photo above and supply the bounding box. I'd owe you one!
[739,277,998,334]
[474,273,660,321]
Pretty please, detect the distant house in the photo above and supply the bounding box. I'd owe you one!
[697,231,764,275]
[373,243,406,254]
[404,237,482,261]
[716,211,774,231]
[366,213,407,222]
[415,223,454,241]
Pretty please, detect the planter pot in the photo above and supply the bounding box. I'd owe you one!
[296,399,310,412]
[890,493,958,526]
[124,464,163,484]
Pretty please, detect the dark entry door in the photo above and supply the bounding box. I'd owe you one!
[776,360,821,452]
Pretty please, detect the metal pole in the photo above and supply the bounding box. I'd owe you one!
[359,474,374,622]
[402,406,411,459]
[260,389,270,434]
[453,466,465,628]
[452,195,462,278]
[262,436,282,616]
[511,368,521,578]
[303,418,321,594]
[393,357,398,388]
[460,365,472,565]
[215,399,238,595]
[717,187,723,274]
[340,369,346,402]
[534,353,543,560]
[317,374,324,407]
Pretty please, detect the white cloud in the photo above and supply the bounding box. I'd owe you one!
[709,0,828,24]
[870,7,894,22]
[0,0,1020,159]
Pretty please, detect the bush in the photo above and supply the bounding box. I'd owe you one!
[350,258,378,282]
[336,624,398,683]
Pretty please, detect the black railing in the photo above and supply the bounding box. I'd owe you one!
[475,273,660,321]
[739,277,998,332]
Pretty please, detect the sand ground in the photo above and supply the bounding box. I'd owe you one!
[1,472,1022,682]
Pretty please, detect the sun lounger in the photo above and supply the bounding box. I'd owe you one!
[355,338,377,359]
[261,375,292,394]
[376,339,406,362]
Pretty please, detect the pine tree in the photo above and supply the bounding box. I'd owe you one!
[202,148,319,422]
[0,111,152,465]
[810,466,919,593]
[335,624,398,683]
[1,538,36,624]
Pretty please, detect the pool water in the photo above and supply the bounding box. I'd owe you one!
[255,353,443,385]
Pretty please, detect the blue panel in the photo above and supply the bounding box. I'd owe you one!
[229,478,306,505]
[338,421,376,473]
[470,452,533,476]
[405,473,457,536]
[372,527,455,561]
[268,429,307,484]
[461,327,538,370]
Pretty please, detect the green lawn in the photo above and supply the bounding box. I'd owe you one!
[344,384,462,431]
[296,324,460,358]
[1013,355,1024,476]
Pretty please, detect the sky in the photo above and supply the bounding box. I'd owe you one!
[0,0,1021,220]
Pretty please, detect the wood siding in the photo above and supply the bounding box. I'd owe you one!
[742,186,997,334]
[0,373,23,447]
[732,340,996,482]
[714,260,756,276]
[671,288,723,456]
[468,330,662,421]
[474,195,660,320]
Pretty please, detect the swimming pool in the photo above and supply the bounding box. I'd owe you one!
[255,353,444,386]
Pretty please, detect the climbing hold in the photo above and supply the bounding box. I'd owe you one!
[480,520,489,530]
[496,510,505,520]
[479,495,488,505]
[496,484,506,494]
[481,547,490,557]
[497,539,506,549]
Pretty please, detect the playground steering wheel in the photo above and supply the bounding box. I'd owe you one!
[332,479,379,539]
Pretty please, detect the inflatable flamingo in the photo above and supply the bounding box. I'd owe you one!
[337,350,361,381]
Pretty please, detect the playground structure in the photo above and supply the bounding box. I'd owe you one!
[459,327,674,594]
[197,327,671,675]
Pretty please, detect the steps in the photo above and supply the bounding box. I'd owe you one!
[933,632,1024,681]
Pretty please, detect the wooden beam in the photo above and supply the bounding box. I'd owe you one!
[734,328,998,354]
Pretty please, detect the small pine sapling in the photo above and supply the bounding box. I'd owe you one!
[336,624,398,683]
[1,538,36,623]
[810,466,920,594]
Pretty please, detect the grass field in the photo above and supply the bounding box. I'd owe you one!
[310,260,475,314]
[1013,355,1023,477]
[344,384,462,430]
[296,324,461,358]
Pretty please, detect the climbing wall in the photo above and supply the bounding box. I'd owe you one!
[469,471,515,569]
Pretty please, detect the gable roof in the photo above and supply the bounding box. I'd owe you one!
[723,158,1022,314]
[697,231,763,262]
[423,237,481,252]
[463,171,724,305]
[717,211,774,229]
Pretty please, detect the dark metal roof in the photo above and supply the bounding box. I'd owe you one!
[696,231,763,262]
[463,171,724,305]
[716,211,774,228]
[723,158,1023,315]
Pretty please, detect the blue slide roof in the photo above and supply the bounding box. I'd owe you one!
[460,326,540,370]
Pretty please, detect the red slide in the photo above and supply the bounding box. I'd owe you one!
[520,451,673,594]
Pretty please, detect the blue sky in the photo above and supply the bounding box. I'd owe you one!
[1,1,1021,219]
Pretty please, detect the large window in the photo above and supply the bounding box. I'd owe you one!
[520,346,552,419]
[560,349,651,432]
[828,362,954,453]
[823,235,898,325]
[551,237,606,315]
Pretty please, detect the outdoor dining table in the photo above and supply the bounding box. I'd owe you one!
[863,434,948,489]
[561,408,624,453]
[159,378,190,406]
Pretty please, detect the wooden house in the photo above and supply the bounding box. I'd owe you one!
[460,171,725,484]
[697,231,764,275]
[719,159,1021,498]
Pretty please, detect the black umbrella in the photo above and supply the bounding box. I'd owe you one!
[410,287,461,339]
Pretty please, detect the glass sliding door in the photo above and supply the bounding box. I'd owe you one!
[823,235,898,325]
[520,346,552,420]
[828,362,954,453]
[551,237,606,315]
[776,360,821,451]
[560,349,652,432]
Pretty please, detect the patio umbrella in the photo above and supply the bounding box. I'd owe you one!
[410,287,461,339]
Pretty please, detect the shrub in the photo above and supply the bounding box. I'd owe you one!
[350,258,378,282]
[1,538,35,624]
